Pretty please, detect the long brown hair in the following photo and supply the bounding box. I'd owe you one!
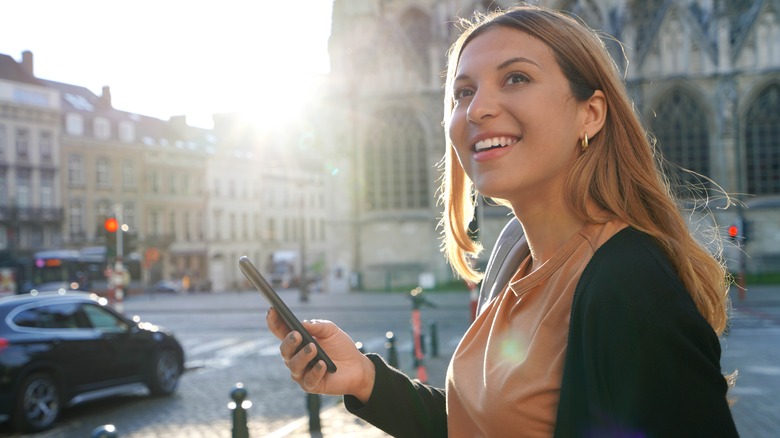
[439,5,730,334]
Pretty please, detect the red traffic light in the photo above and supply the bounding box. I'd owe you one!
[104,217,118,233]
[727,225,738,238]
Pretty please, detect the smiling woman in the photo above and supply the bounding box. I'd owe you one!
[0,0,333,127]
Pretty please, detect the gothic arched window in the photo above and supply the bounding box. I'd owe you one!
[651,88,711,191]
[745,83,780,196]
[364,108,430,211]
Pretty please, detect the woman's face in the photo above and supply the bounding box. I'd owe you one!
[448,26,589,206]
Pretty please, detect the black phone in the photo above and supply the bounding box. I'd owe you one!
[238,256,337,373]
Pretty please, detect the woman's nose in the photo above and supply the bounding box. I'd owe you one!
[466,89,499,123]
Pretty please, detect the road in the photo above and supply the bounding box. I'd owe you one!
[0,289,471,437]
[0,285,777,437]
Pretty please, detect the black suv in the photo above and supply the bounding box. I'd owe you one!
[0,291,184,433]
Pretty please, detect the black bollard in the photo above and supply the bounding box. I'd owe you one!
[229,383,250,438]
[91,425,118,438]
[385,331,399,368]
[429,321,439,358]
[307,393,322,433]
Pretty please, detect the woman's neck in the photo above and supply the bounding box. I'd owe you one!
[511,204,587,274]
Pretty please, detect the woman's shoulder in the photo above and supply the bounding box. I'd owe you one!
[574,227,689,313]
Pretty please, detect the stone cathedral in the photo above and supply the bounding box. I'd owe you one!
[321,0,780,290]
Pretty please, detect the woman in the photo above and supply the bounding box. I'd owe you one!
[267,5,738,437]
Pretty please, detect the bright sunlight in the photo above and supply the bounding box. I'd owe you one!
[0,0,333,128]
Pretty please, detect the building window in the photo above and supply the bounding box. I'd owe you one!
[196,212,204,240]
[650,88,710,194]
[184,212,191,241]
[40,130,53,162]
[118,121,134,143]
[96,157,111,188]
[95,200,113,228]
[66,113,84,136]
[122,160,135,190]
[123,202,135,230]
[16,129,29,160]
[69,154,85,186]
[268,218,276,241]
[151,210,161,236]
[69,199,85,240]
[94,117,111,140]
[16,170,30,208]
[364,107,430,210]
[0,169,6,206]
[40,172,54,208]
[169,173,176,194]
[213,211,221,241]
[0,124,6,158]
[169,212,176,239]
[150,171,160,193]
[745,83,780,196]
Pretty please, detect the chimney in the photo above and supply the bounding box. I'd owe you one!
[169,115,188,135]
[21,51,34,76]
[99,85,112,109]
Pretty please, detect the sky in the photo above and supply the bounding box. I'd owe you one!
[1,0,334,128]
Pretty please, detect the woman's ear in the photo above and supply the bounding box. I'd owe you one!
[583,90,607,138]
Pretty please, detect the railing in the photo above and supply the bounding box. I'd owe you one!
[0,206,64,222]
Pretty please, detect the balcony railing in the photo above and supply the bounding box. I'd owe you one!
[0,206,64,222]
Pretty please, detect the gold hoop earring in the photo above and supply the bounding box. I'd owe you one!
[581,133,589,152]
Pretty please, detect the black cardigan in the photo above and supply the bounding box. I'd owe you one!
[345,227,738,437]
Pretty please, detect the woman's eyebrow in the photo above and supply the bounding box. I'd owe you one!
[454,56,541,82]
[496,56,540,70]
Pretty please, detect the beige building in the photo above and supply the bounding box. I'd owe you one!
[0,52,62,272]
[42,77,210,291]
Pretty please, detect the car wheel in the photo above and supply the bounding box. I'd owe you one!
[12,372,60,433]
[147,349,181,396]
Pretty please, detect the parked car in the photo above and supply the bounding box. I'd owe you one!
[0,291,185,433]
[146,280,182,294]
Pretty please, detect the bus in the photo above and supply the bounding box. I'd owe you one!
[29,247,141,295]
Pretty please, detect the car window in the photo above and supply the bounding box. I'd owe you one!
[82,304,129,333]
[13,303,87,329]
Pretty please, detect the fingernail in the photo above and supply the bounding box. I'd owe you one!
[266,308,272,317]
[303,344,312,354]
[314,361,323,370]
[287,332,296,343]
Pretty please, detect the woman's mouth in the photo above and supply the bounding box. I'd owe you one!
[474,136,519,152]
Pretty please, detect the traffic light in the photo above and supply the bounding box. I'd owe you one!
[104,217,118,233]
[727,224,738,243]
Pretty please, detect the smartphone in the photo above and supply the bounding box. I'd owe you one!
[239,256,337,373]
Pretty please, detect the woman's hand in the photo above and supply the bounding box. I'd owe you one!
[266,307,376,403]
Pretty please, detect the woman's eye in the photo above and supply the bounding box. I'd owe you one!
[505,73,529,86]
[453,87,474,100]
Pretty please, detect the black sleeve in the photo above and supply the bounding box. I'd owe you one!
[343,353,447,438]
[556,228,738,438]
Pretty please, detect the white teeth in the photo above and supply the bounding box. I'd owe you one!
[474,136,516,152]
